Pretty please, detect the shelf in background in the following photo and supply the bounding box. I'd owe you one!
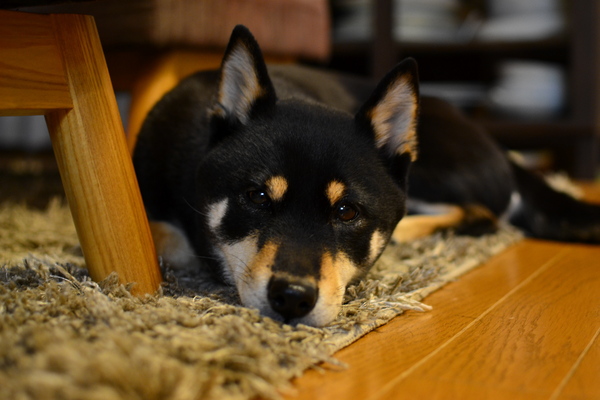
[479,120,593,146]
[333,36,568,56]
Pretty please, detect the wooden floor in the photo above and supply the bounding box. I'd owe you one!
[288,186,600,400]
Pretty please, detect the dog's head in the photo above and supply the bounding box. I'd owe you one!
[197,26,419,326]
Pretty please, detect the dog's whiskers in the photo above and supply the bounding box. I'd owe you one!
[183,197,208,217]
[191,254,220,262]
[221,251,254,285]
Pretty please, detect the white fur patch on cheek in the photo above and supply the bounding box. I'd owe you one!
[236,241,279,315]
[218,235,258,286]
[207,198,229,233]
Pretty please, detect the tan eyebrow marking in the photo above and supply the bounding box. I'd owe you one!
[265,175,288,202]
[326,180,346,206]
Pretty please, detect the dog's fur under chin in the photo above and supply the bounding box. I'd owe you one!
[134,25,600,327]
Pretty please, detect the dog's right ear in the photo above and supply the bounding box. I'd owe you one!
[211,25,277,128]
[355,58,420,189]
[356,58,419,162]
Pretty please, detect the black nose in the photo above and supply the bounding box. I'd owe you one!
[267,277,318,321]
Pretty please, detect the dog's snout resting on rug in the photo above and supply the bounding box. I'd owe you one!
[133,25,600,327]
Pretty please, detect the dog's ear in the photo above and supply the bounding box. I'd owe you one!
[356,58,419,161]
[212,25,277,126]
[355,58,419,189]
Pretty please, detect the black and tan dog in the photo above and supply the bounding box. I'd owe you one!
[133,25,600,327]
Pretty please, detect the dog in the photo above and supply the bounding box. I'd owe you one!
[133,25,600,327]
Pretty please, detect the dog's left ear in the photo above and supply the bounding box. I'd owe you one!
[212,25,277,126]
[356,59,419,181]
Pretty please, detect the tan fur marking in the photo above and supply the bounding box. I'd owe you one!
[219,235,258,286]
[368,230,387,264]
[248,241,279,280]
[150,221,197,269]
[237,241,280,311]
[314,251,359,325]
[238,77,265,117]
[392,206,465,242]
[326,180,346,206]
[368,76,418,161]
[335,252,359,288]
[265,176,288,202]
[320,252,337,298]
[393,204,498,242]
[270,271,317,287]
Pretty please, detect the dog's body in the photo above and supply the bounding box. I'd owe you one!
[133,26,600,327]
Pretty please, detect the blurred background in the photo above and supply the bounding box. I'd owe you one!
[329,0,599,179]
[1,0,599,203]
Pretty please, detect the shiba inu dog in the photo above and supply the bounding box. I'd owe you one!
[133,25,600,327]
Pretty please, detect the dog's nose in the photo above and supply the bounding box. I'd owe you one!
[267,277,317,321]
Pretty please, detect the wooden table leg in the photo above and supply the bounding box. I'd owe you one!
[45,14,162,295]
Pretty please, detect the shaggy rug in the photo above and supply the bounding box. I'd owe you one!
[0,199,522,400]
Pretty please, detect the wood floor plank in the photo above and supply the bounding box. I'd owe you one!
[288,240,569,400]
[552,325,600,400]
[374,244,600,400]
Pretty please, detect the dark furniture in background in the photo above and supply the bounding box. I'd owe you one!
[327,0,600,179]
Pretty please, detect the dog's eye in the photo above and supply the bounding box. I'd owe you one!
[336,202,359,222]
[247,190,271,207]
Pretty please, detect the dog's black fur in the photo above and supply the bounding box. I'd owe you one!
[133,25,600,327]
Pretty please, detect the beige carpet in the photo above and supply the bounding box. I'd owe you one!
[0,199,522,400]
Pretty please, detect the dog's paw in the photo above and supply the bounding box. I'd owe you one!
[149,221,198,269]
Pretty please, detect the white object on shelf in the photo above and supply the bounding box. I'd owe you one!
[486,0,562,18]
[488,61,565,119]
[420,83,487,108]
[478,0,565,41]
[477,13,564,42]
[333,0,461,43]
